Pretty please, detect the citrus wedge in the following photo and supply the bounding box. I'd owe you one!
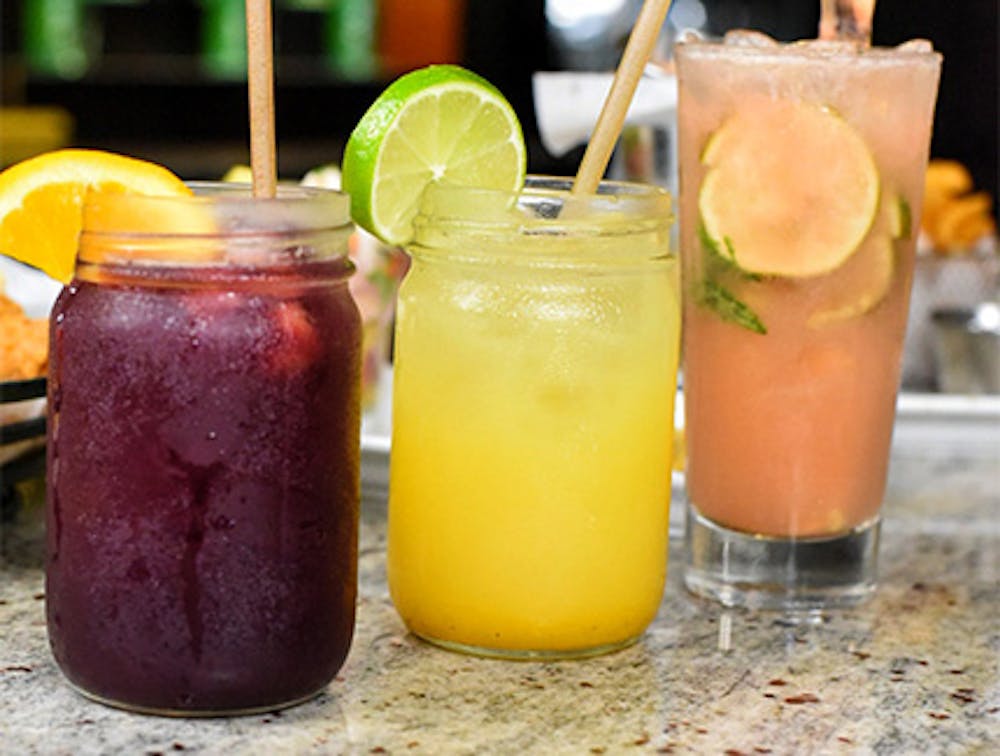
[807,191,905,328]
[342,64,526,245]
[806,235,894,328]
[0,149,191,283]
[698,99,880,278]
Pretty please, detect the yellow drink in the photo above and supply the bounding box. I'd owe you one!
[387,177,679,658]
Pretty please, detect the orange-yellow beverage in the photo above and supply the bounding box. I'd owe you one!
[676,33,941,608]
[388,178,679,657]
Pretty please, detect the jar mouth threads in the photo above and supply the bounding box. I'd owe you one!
[412,175,674,266]
[78,182,352,269]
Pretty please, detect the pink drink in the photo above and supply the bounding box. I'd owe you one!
[683,269,907,537]
[45,186,361,714]
[676,33,941,608]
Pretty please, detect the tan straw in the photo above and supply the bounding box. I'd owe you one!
[572,0,673,194]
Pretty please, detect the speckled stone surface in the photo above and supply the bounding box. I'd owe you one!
[2,407,998,755]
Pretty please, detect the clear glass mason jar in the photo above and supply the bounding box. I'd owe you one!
[387,176,680,659]
[46,183,362,715]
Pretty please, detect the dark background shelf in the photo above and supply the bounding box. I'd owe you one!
[0,0,996,198]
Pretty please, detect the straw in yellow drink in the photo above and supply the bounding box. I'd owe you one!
[388,179,678,656]
[343,64,679,658]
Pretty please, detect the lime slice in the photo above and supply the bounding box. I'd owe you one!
[698,100,880,278]
[807,192,903,328]
[887,194,912,240]
[807,235,893,328]
[342,64,526,245]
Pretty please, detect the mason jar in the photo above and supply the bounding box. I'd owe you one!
[46,183,361,715]
[387,176,680,659]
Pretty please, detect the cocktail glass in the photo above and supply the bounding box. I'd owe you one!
[46,183,362,714]
[387,176,680,658]
[675,33,942,610]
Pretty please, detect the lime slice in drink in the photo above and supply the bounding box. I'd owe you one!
[807,192,904,328]
[342,64,527,245]
[807,235,894,327]
[698,99,880,278]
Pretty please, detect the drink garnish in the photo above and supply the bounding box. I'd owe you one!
[807,191,903,328]
[698,98,880,278]
[699,223,762,282]
[697,222,766,334]
[342,64,527,246]
[894,196,912,240]
[696,279,767,335]
[0,149,191,283]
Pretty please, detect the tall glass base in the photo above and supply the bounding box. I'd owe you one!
[683,502,879,612]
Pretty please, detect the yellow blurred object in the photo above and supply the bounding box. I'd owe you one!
[921,160,996,253]
[0,291,48,380]
[0,107,75,169]
[0,149,193,283]
[672,427,686,472]
[221,165,253,183]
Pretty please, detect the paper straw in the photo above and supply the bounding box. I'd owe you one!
[819,0,875,43]
[572,0,673,195]
[246,0,277,198]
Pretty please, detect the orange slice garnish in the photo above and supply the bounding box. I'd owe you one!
[0,149,192,283]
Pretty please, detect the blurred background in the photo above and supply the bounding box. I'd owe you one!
[0,0,997,399]
[0,0,996,198]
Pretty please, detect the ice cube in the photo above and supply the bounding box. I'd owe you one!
[723,30,778,48]
[895,39,934,54]
[793,38,861,56]
[676,29,705,45]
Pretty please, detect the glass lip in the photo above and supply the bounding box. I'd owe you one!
[409,175,673,267]
[674,35,942,66]
[414,174,672,232]
[77,181,353,273]
[80,180,351,238]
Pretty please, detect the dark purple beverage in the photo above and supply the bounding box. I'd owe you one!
[45,186,361,715]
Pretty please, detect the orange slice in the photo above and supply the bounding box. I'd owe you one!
[0,149,191,283]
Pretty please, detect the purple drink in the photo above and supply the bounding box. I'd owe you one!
[45,185,361,715]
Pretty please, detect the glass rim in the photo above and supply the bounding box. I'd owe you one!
[409,175,673,266]
[674,35,942,66]
[77,181,353,271]
[420,173,671,211]
[414,174,672,233]
[80,180,351,239]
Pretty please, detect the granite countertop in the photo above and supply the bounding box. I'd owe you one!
[2,395,998,755]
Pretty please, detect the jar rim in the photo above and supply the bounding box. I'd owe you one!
[78,181,352,270]
[410,175,673,266]
[415,175,671,229]
[81,181,350,238]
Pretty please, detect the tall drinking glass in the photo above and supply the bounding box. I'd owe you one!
[388,177,679,658]
[675,33,942,610]
[46,184,362,715]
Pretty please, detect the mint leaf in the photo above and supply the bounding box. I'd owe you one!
[699,223,762,281]
[696,222,767,333]
[897,197,912,240]
[697,280,767,335]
